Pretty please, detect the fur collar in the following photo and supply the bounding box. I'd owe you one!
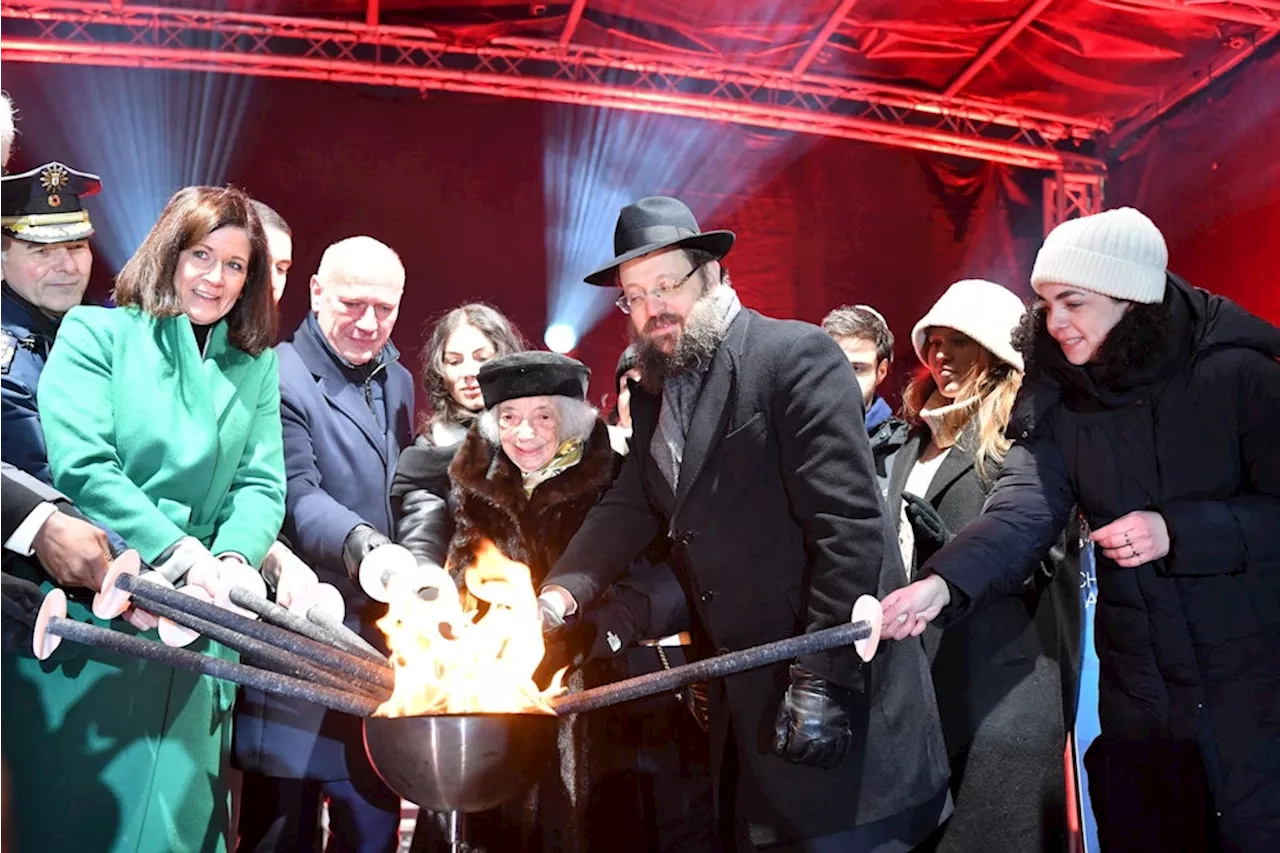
[448,419,617,517]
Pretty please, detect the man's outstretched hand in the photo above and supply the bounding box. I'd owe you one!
[32,511,112,592]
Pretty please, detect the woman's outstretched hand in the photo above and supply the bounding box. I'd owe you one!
[880,575,951,641]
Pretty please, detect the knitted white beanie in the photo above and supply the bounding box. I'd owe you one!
[912,279,1026,372]
[1031,207,1168,304]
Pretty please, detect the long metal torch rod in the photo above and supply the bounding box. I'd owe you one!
[115,574,394,690]
[305,605,384,660]
[227,587,388,666]
[45,616,382,717]
[109,585,389,699]
[551,619,872,715]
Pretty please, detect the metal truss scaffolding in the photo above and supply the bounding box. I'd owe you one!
[0,0,1110,173]
[1043,172,1107,234]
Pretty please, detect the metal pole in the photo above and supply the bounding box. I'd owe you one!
[792,0,861,77]
[45,615,382,717]
[446,809,465,853]
[552,620,872,715]
[228,587,388,666]
[305,605,384,660]
[942,0,1057,98]
[115,584,389,699]
[558,0,588,48]
[116,574,394,689]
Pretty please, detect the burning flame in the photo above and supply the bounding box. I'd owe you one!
[374,541,566,716]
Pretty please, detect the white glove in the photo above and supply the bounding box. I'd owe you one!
[154,536,220,587]
[358,543,419,602]
[213,557,268,618]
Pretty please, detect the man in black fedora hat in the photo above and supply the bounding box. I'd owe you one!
[541,196,951,851]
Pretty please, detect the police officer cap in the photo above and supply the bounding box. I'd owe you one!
[2,161,101,244]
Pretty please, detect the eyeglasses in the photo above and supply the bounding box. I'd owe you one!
[615,263,703,315]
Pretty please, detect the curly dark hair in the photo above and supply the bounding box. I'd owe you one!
[1013,298,1172,388]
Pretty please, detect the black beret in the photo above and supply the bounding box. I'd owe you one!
[477,352,590,408]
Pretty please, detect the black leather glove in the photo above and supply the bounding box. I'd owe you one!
[903,492,950,551]
[582,608,634,659]
[342,524,392,583]
[577,586,645,659]
[1,572,43,651]
[772,665,853,769]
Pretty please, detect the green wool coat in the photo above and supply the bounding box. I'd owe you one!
[2,306,286,853]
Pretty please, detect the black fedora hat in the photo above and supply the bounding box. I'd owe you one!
[583,196,734,286]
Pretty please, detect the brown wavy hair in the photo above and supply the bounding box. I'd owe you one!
[113,185,276,355]
[902,335,1022,484]
[419,302,526,436]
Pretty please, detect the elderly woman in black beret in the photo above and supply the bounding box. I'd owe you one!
[396,351,691,853]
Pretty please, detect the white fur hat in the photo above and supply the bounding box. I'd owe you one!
[1031,207,1168,304]
[912,279,1026,371]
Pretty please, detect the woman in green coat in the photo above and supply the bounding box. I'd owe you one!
[3,185,286,853]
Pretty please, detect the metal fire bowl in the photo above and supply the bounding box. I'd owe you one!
[363,713,557,813]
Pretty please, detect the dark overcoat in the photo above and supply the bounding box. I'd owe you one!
[927,275,1280,852]
[233,313,414,780]
[546,309,950,846]
[887,423,1080,852]
[1,288,125,555]
[1,286,58,485]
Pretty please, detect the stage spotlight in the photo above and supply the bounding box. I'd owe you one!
[15,65,252,273]
[541,2,820,340]
[544,323,579,353]
[542,107,816,343]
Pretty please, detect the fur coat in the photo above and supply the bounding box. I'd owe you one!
[446,419,617,585]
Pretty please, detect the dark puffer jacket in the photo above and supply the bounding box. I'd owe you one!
[924,274,1280,852]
